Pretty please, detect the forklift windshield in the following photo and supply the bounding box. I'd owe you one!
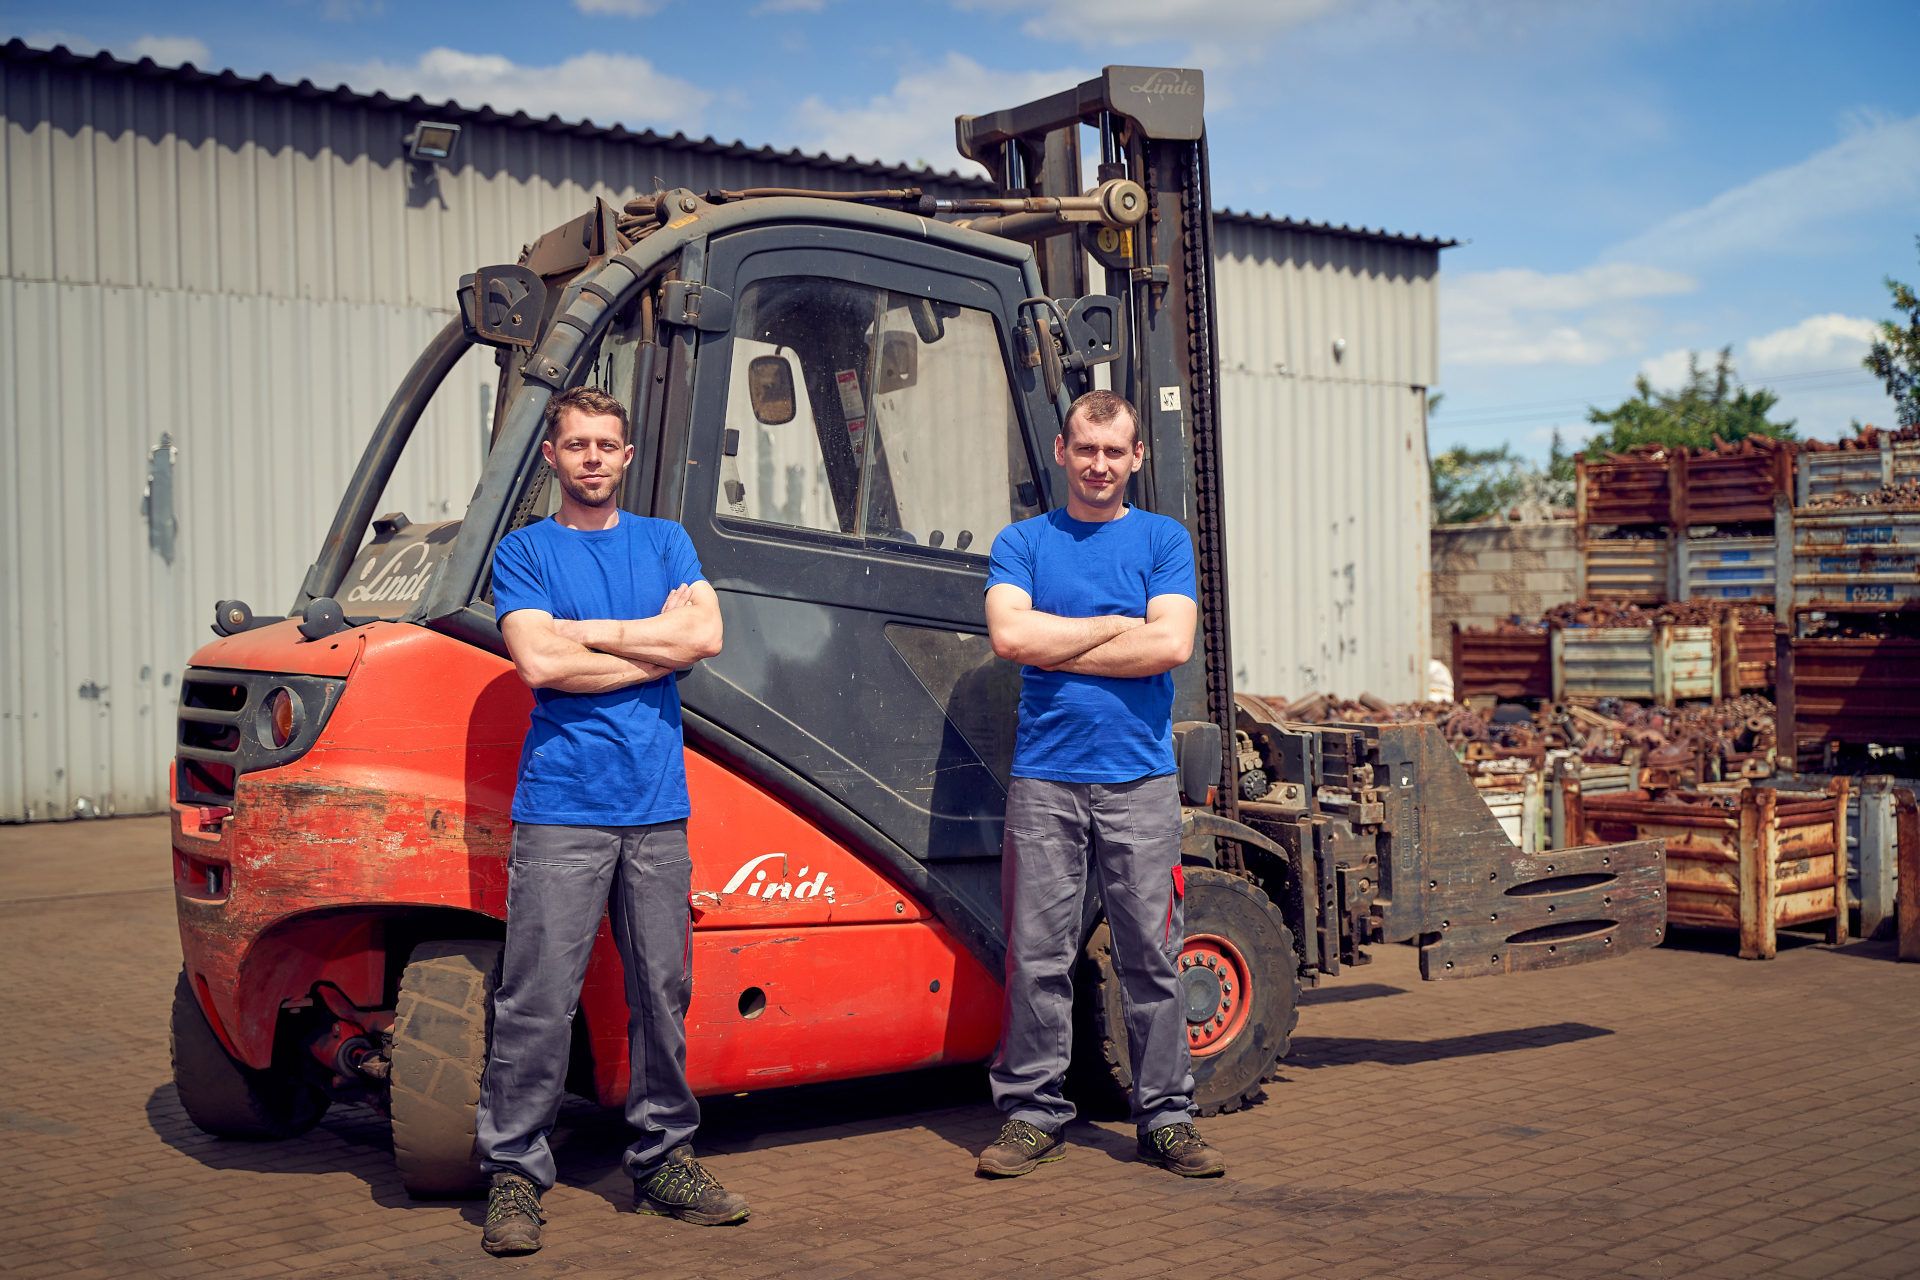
[716,277,1039,554]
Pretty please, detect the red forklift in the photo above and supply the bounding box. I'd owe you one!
[168,67,1666,1197]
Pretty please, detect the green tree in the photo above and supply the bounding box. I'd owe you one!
[1863,236,1920,429]
[1431,443,1528,524]
[1583,348,1795,453]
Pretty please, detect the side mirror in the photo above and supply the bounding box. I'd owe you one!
[747,355,796,425]
[906,297,958,344]
[878,331,919,392]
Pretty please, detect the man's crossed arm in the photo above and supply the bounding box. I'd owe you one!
[984,583,1196,679]
[501,581,724,694]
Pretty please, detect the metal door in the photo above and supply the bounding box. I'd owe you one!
[672,225,1059,954]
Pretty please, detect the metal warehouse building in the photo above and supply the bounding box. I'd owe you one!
[0,41,1446,821]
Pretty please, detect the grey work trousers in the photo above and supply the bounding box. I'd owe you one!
[476,820,698,1190]
[989,773,1195,1134]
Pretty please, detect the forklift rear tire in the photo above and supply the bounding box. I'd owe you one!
[390,939,502,1200]
[1085,867,1299,1118]
[170,970,330,1140]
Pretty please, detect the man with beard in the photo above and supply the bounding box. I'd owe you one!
[477,385,744,1255]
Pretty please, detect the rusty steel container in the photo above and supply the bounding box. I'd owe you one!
[1677,439,1792,527]
[1581,537,1672,604]
[1716,609,1775,694]
[1450,625,1551,700]
[1577,453,1673,527]
[1777,636,1920,757]
[1570,781,1850,959]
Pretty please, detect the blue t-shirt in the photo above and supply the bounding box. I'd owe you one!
[492,514,705,826]
[985,507,1197,784]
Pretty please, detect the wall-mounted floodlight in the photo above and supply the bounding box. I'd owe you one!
[404,120,462,164]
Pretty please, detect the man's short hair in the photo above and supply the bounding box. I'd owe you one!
[543,385,630,445]
[1062,389,1140,447]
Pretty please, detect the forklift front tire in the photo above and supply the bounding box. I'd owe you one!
[170,970,330,1140]
[1085,867,1299,1118]
[390,939,502,1200]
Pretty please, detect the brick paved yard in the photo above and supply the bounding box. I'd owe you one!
[4,817,1918,1279]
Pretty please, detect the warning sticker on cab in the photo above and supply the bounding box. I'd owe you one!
[835,369,864,418]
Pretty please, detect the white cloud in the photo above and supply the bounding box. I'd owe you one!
[1745,313,1879,373]
[1443,263,1696,367]
[755,0,830,10]
[1638,347,1695,392]
[1608,113,1920,267]
[573,0,669,14]
[20,30,210,66]
[792,54,1088,174]
[960,0,1337,48]
[318,48,712,132]
[128,35,211,66]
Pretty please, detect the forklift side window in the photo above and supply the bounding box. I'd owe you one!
[715,277,1037,554]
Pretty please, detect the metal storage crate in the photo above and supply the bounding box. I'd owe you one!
[1548,758,1636,850]
[1678,440,1792,526]
[1451,626,1552,700]
[1761,775,1905,939]
[1780,504,1920,623]
[1795,439,1920,505]
[1777,636,1920,754]
[1552,625,1719,703]
[1570,781,1850,959]
[1582,537,1672,604]
[1678,533,1776,601]
[1578,454,1673,526]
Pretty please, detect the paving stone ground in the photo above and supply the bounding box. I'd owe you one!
[3,816,1918,1279]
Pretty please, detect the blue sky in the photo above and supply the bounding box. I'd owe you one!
[8,0,1916,458]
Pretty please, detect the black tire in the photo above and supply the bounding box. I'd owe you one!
[390,939,502,1200]
[1085,867,1299,1117]
[170,970,329,1140]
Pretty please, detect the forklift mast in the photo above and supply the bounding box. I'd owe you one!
[956,67,1237,822]
[953,69,1668,984]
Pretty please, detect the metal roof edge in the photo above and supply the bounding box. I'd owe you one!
[3,40,1455,251]
[0,38,997,189]
[1215,206,1457,251]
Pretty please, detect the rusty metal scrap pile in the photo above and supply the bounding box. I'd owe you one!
[1261,692,1776,776]
[1805,478,1920,510]
[1539,599,1771,629]
[1798,424,1920,451]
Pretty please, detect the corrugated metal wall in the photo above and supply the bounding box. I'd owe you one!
[1213,219,1438,702]
[0,49,1441,820]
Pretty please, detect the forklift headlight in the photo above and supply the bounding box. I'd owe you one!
[257,686,303,750]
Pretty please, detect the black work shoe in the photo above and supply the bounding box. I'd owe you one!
[1137,1122,1226,1177]
[975,1117,1067,1178]
[482,1171,544,1255]
[635,1148,750,1226]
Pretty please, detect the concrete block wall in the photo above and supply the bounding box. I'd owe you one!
[1431,520,1579,664]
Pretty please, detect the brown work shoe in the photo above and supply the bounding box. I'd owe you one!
[975,1117,1067,1177]
[635,1148,750,1225]
[481,1171,544,1255]
[1137,1121,1226,1177]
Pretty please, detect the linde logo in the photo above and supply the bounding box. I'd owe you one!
[346,542,438,604]
[1128,70,1196,97]
[720,853,836,902]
